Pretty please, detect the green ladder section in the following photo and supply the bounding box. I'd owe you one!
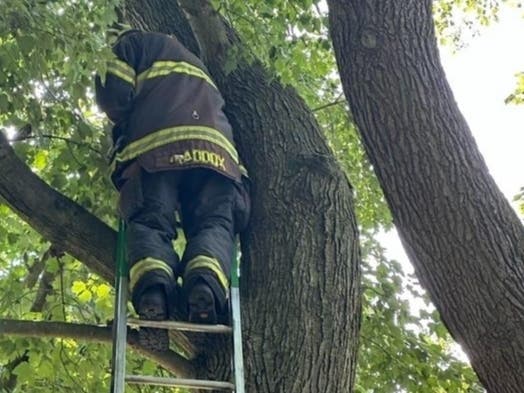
[110,220,245,392]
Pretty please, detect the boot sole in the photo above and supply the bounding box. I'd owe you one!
[137,290,169,352]
[188,284,217,324]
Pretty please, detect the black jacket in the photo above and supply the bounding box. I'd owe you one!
[95,30,242,187]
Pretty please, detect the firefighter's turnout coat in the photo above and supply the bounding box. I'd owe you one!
[96,30,242,187]
[95,31,250,312]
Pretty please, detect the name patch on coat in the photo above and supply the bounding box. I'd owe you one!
[169,150,226,170]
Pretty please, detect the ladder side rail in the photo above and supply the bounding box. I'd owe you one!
[110,220,129,393]
[230,239,245,393]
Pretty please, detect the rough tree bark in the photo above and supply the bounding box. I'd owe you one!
[124,1,361,391]
[327,1,524,391]
[0,1,361,392]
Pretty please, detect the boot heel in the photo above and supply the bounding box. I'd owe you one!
[136,286,169,351]
[188,283,217,324]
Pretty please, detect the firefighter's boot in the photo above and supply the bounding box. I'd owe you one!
[184,266,228,325]
[131,261,175,351]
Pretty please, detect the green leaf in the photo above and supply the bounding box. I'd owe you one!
[71,280,86,295]
[13,360,32,381]
[46,258,60,274]
[0,94,10,111]
[78,288,93,303]
[95,283,111,300]
[17,35,35,53]
[33,150,48,171]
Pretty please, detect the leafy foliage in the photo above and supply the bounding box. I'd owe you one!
[505,72,524,105]
[356,235,483,392]
[0,1,176,391]
[513,187,524,216]
[433,0,523,48]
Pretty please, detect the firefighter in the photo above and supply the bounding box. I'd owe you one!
[95,27,250,351]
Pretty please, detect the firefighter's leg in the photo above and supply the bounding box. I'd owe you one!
[119,168,181,349]
[178,169,239,324]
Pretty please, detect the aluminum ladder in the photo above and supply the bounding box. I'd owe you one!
[110,220,245,392]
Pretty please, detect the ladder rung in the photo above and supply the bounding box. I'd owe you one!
[127,318,232,334]
[126,375,235,390]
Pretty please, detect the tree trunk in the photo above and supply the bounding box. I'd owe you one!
[124,1,361,391]
[327,1,524,391]
[0,1,362,392]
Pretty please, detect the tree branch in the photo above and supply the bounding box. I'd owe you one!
[0,131,199,367]
[177,0,233,64]
[30,269,56,312]
[312,99,346,112]
[0,131,115,282]
[0,318,195,378]
[24,247,52,290]
[0,351,29,392]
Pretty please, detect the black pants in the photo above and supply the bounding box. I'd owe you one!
[119,167,250,290]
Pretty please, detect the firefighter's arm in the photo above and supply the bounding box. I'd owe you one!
[95,32,140,124]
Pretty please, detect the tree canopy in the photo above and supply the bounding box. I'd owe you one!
[0,0,522,392]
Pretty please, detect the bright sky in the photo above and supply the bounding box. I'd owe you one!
[439,9,524,200]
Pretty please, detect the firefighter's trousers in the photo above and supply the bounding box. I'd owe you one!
[118,166,250,309]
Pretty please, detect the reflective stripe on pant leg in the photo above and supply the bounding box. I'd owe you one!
[125,170,181,273]
[184,255,229,291]
[129,257,175,294]
[179,169,236,279]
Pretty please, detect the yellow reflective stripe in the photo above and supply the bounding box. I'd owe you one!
[239,165,248,178]
[137,60,217,89]
[185,255,229,291]
[114,126,239,164]
[129,257,174,293]
[107,59,136,86]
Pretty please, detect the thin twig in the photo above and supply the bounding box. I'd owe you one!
[59,341,89,393]
[65,138,83,166]
[25,247,52,289]
[312,98,346,112]
[13,134,103,156]
[30,269,57,312]
[360,332,414,371]
[39,75,92,126]
[59,257,67,321]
